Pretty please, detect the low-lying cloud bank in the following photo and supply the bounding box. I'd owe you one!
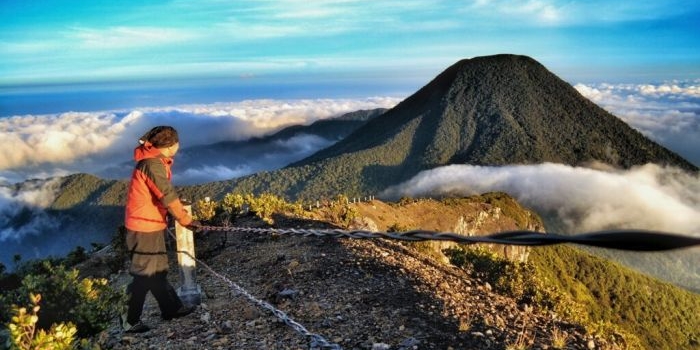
[169,134,336,185]
[0,97,401,183]
[575,81,700,166]
[0,178,61,242]
[382,163,700,235]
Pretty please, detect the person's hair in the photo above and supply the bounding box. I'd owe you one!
[139,126,179,148]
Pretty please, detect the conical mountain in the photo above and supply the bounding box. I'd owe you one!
[188,54,697,200]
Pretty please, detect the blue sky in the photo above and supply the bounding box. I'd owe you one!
[2,0,700,89]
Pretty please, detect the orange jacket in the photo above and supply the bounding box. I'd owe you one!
[124,144,192,232]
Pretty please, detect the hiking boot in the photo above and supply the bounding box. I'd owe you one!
[163,305,195,320]
[123,320,151,333]
[121,314,151,333]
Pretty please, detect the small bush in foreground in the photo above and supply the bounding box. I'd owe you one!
[1,261,124,338]
[6,293,77,350]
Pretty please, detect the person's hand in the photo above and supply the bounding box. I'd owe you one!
[186,220,203,233]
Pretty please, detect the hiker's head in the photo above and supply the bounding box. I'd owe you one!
[139,126,180,156]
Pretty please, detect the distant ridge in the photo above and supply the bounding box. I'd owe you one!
[196,54,696,200]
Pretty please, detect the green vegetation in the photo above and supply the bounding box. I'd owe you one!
[443,243,700,350]
[201,192,305,224]
[446,246,538,301]
[321,195,359,228]
[1,256,125,348]
[194,192,357,227]
[530,245,700,350]
[193,197,218,221]
[6,293,77,350]
[1,261,124,338]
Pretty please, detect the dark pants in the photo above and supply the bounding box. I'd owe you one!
[126,271,183,324]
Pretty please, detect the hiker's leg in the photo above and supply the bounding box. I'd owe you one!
[150,271,183,317]
[126,275,150,325]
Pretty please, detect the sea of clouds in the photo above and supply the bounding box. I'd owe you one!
[0,97,402,265]
[0,178,62,242]
[574,80,700,166]
[1,82,699,248]
[0,97,401,184]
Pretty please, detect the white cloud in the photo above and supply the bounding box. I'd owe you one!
[0,40,63,55]
[575,81,700,166]
[638,83,700,97]
[0,178,61,241]
[0,112,133,170]
[273,134,333,152]
[213,20,317,40]
[464,0,697,27]
[382,163,700,235]
[0,97,400,183]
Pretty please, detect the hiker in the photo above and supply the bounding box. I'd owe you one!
[122,125,201,333]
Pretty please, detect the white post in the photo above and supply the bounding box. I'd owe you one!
[175,202,202,306]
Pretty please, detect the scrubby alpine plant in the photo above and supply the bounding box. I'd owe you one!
[1,261,125,339]
[6,293,77,350]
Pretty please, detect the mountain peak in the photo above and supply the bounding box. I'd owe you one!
[289,54,696,188]
[211,54,698,202]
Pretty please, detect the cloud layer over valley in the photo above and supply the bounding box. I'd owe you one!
[1,84,699,268]
[574,80,700,166]
[383,163,700,236]
[0,178,61,242]
[0,97,400,184]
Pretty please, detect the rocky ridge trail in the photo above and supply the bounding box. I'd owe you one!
[97,215,601,350]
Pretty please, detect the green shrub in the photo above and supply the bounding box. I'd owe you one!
[64,246,88,267]
[397,197,415,206]
[326,195,358,228]
[219,192,306,224]
[445,245,645,349]
[444,245,536,299]
[530,246,697,350]
[221,193,246,214]
[193,197,218,221]
[6,293,77,350]
[1,261,124,338]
